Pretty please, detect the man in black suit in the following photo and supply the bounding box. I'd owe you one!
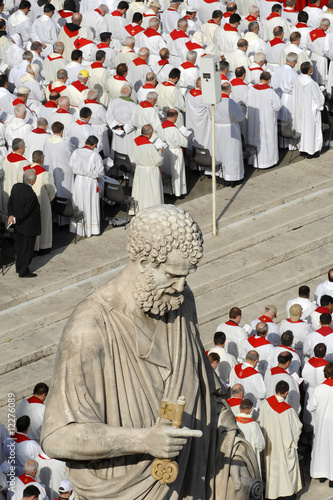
[7,169,41,278]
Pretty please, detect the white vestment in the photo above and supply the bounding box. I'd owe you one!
[292,73,324,155]
[279,317,313,361]
[16,397,46,443]
[5,433,42,468]
[229,362,266,409]
[268,345,301,375]
[208,346,236,384]
[215,96,244,181]
[106,96,137,157]
[28,164,57,250]
[264,367,301,414]
[302,357,328,426]
[1,154,29,212]
[43,53,67,83]
[131,135,164,213]
[314,279,333,305]
[216,320,248,360]
[5,117,33,151]
[31,15,59,55]
[303,327,333,360]
[226,49,250,74]
[240,336,273,376]
[63,81,89,108]
[271,63,297,149]
[158,120,187,196]
[85,63,111,107]
[131,101,161,134]
[235,413,265,473]
[155,80,185,127]
[79,99,111,156]
[261,14,291,42]
[24,129,50,162]
[214,25,240,54]
[185,88,211,151]
[258,395,302,499]
[8,473,48,500]
[35,453,67,500]
[63,61,85,84]
[250,316,281,346]
[49,108,76,132]
[285,296,316,322]
[127,58,152,92]
[307,28,328,85]
[139,28,167,66]
[43,134,75,201]
[198,0,225,23]
[7,10,32,44]
[308,380,333,479]
[69,147,104,237]
[65,119,101,151]
[247,84,281,168]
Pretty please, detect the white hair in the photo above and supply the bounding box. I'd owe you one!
[121,84,132,97]
[286,51,298,63]
[253,52,266,63]
[23,460,38,475]
[125,36,135,46]
[149,17,159,27]
[186,50,197,62]
[14,103,26,118]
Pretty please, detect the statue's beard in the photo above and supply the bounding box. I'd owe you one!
[133,269,184,316]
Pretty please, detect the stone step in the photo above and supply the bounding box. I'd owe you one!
[196,244,333,338]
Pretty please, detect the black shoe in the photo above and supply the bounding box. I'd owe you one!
[19,271,37,278]
[307,151,320,159]
[319,478,327,483]
[38,248,51,255]
[329,481,333,488]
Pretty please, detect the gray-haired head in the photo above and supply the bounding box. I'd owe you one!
[23,460,38,475]
[186,50,197,62]
[121,84,132,97]
[14,103,26,118]
[12,138,25,151]
[246,350,259,362]
[37,117,48,128]
[147,91,158,101]
[286,52,298,63]
[23,168,37,185]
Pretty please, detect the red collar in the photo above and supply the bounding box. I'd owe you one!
[170,29,189,40]
[310,28,326,42]
[308,357,329,368]
[189,88,202,96]
[224,23,238,32]
[234,363,258,378]
[111,9,122,16]
[133,57,148,66]
[7,152,26,162]
[32,127,48,134]
[231,77,246,86]
[279,345,297,354]
[158,59,168,66]
[13,432,30,443]
[162,119,176,129]
[64,25,79,37]
[181,61,196,69]
[287,318,303,324]
[221,92,229,98]
[139,100,153,108]
[24,164,45,175]
[162,81,175,87]
[208,19,217,24]
[47,54,63,61]
[58,9,73,18]
[258,314,273,322]
[91,62,104,69]
[94,7,102,14]
[226,397,242,407]
[76,119,88,125]
[125,23,144,36]
[223,12,232,17]
[266,12,280,20]
[315,306,331,314]
[269,37,284,46]
[56,108,70,114]
[71,80,88,92]
[225,320,238,326]
[246,14,257,21]
[134,135,151,146]
[44,100,58,108]
[266,395,291,413]
[12,98,26,106]
[97,42,110,48]
[323,378,333,386]
[235,416,255,423]
[296,22,308,28]
[185,41,202,50]
[248,336,271,348]
[316,326,333,337]
[270,366,288,375]
[84,99,99,104]
[144,27,161,37]
[142,83,155,88]
[249,66,262,71]
[48,83,66,93]
[27,396,44,404]
[114,74,127,81]
[18,474,36,485]
[74,37,94,49]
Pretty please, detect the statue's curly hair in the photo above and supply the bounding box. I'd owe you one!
[126,205,204,266]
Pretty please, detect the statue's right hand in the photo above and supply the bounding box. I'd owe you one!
[143,421,202,459]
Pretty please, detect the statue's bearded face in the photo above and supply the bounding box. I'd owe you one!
[133,249,197,317]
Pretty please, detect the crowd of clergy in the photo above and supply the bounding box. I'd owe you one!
[1,0,333,246]
[207,269,333,499]
[2,272,333,499]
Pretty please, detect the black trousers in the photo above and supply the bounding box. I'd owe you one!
[15,232,36,276]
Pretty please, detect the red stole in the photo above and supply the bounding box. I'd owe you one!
[71,80,88,92]
[226,397,242,407]
[221,93,229,98]
[111,9,122,16]
[144,27,161,37]
[157,59,168,66]
[295,22,307,28]
[94,8,102,15]
[316,326,333,337]
[12,98,25,106]
[58,9,73,17]
[74,37,94,49]
[170,29,189,40]
[32,127,48,134]
[223,11,232,17]
[246,14,257,21]
[134,135,151,146]
[247,336,271,348]
[207,19,217,24]
[189,88,202,96]
[279,344,297,354]
[162,81,175,87]
[114,74,127,81]
[162,119,176,129]
[258,314,273,323]
[181,61,196,69]
[142,83,155,89]
[47,54,63,61]
[225,320,238,326]
[27,396,44,404]
[224,23,238,32]
[287,318,303,324]
[125,23,144,36]
[24,164,45,175]
[56,108,70,114]
[266,12,281,20]
[266,395,291,413]
[7,153,26,163]
[91,62,104,69]
[48,83,66,93]
[139,100,153,108]
[248,66,262,71]
[84,99,99,104]
[185,41,202,50]
[97,42,110,49]
[323,378,333,386]
[64,25,79,37]
[270,366,288,375]
[133,57,148,66]
[44,101,57,108]
[308,357,329,368]
[269,37,284,46]
[221,73,229,81]
[315,306,331,314]
[235,416,255,423]
[19,474,36,485]
[76,119,88,125]
[230,78,246,86]
[309,28,326,42]
[234,363,258,378]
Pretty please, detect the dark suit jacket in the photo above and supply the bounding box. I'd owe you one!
[8,183,41,237]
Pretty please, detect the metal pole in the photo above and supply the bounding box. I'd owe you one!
[211,103,217,236]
